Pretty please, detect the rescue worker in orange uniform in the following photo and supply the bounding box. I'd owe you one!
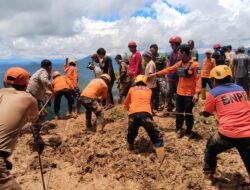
[63,58,79,105]
[201,50,216,99]
[150,44,201,138]
[0,67,44,190]
[200,65,250,179]
[78,74,110,133]
[124,75,163,151]
[51,71,74,119]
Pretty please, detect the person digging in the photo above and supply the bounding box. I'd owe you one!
[124,75,165,161]
[200,65,250,180]
[78,74,110,133]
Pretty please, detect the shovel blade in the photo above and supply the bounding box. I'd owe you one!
[155,147,165,163]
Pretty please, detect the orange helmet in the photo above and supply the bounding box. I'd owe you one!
[210,65,232,79]
[169,36,182,44]
[69,58,77,65]
[134,75,147,85]
[205,50,212,54]
[100,74,111,82]
[4,67,30,86]
[52,71,61,79]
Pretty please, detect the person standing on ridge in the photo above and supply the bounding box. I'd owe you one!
[200,65,250,179]
[115,54,130,104]
[233,46,250,98]
[212,43,226,65]
[188,40,199,62]
[166,36,182,113]
[51,71,74,119]
[127,41,142,79]
[87,62,101,79]
[149,44,201,138]
[78,74,110,133]
[124,74,164,152]
[143,51,157,112]
[97,48,116,108]
[63,58,79,97]
[225,45,235,71]
[0,67,45,190]
[27,59,55,119]
[150,44,168,111]
[201,50,216,99]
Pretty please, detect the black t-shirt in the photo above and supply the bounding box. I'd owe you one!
[100,56,116,81]
[212,50,226,65]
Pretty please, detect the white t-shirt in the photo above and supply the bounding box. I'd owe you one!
[145,60,157,88]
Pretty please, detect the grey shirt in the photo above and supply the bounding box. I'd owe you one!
[27,68,50,100]
[233,54,250,78]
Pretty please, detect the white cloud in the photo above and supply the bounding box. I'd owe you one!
[0,0,250,59]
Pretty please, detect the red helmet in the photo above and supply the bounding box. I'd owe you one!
[213,43,221,49]
[128,41,137,47]
[169,36,182,44]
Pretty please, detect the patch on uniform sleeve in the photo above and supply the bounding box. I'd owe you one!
[196,68,201,74]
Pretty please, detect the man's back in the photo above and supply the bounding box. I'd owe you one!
[81,79,108,100]
[0,88,38,154]
[124,86,152,115]
[27,68,50,100]
[205,83,250,138]
[52,76,73,92]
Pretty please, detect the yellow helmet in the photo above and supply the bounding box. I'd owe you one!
[134,74,148,85]
[100,74,111,82]
[52,71,61,79]
[210,65,232,79]
[69,58,77,65]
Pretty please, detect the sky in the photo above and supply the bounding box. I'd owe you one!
[0,0,250,59]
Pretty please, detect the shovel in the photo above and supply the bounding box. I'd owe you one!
[155,147,166,168]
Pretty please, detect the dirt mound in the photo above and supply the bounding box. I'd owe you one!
[11,104,250,190]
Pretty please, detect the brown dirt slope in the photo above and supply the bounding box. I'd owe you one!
[11,103,250,190]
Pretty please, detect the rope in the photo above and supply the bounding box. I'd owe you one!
[158,111,193,116]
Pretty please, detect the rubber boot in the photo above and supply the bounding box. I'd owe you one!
[202,88,206,100]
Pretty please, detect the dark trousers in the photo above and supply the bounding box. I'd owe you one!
[202,78,213,89]
[54,89,73,115]
[235,77,249,97]
[155,79,167,110]
[108,80,115,105]
[78,96,104,128]
[166,81,177,112]
[176,95,194,131]
[151,88,158,110]
[204,132,250,175]
[127,112,163,147]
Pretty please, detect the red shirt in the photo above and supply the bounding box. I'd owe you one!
[128,50,142,78]
[203,83,250,138]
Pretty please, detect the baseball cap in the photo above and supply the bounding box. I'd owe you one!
[4,67,30,85]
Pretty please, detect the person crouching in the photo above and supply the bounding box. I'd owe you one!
[78,74,110,133]
[51,71,74,119]
[124,74,164,151]
[201,65,250,179]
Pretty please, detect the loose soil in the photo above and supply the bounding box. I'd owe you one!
[11,102,250,190]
